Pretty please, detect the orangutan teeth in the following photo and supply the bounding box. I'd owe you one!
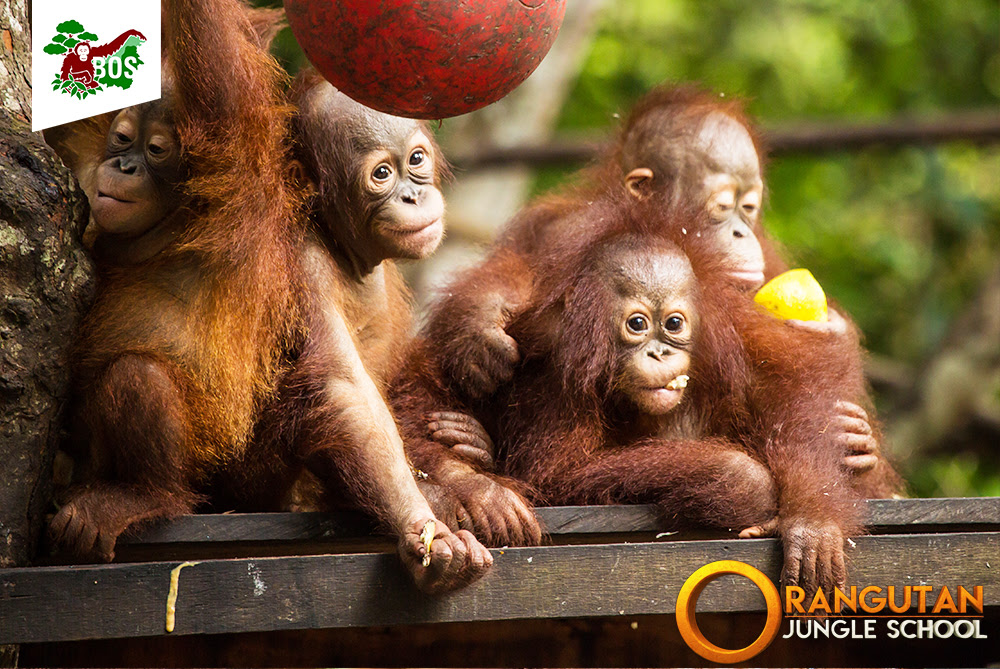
[665,375,689,391]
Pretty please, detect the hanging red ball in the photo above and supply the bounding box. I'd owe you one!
[285,0,567,119]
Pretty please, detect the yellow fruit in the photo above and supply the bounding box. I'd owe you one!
[753,269,828,322]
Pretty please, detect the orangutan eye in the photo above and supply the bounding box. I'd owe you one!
[740,190,762,218]
[626,314,649,334]
[665,314,685,333]
[372,164,392,182]
[708,188,736,220]
[408,149,425,167]
[109,129,135,149]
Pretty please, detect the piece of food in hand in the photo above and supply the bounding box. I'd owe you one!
[754,269,828,322]
[420,520,435,568]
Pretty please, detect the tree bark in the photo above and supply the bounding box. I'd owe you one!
[0,117,94,565]
[1,2,95,664]
[0,0,31,122]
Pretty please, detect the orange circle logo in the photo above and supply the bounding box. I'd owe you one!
[675,560,783,663]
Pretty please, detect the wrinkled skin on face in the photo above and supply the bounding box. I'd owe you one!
[603,245,696,415]
[355,122,444,261]
[299,83,446,274]
[91,102,185,238]
[623,111,765,291]
[689,113,766,290]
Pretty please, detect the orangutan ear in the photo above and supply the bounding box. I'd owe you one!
[625,167,654,199]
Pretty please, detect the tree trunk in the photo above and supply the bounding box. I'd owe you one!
[0,0,31,122]
[1,1,95,664]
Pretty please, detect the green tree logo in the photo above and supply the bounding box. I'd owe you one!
[44,20,147,100]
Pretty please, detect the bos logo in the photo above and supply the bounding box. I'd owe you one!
[44,21,147,100]
[31,0,161,131]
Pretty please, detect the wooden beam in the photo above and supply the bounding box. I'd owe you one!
[448,109,1000,170]
[1,531,997,644]
[123,510,376,545]
[120,498,1000,546]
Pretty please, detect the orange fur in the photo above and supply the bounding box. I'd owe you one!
[49,0,302,561]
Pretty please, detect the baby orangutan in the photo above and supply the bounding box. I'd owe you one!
[47,0,301,564]
[396,187,901,598]
[245,74,492,593]
[392,221,780,547]
[419,84,889,492]
[497,231,782,534]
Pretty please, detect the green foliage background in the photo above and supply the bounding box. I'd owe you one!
[540,0,1000,497]
[537,0,1000,359]
[267,0,1000,496]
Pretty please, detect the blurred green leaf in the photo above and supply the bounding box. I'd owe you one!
[547,0,1000,496]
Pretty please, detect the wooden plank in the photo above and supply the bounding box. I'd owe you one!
[537,505,661,535]
[2,531,997,644]
[120,498,1000,546]
[123,511,376,545]
[867,497,1000,528]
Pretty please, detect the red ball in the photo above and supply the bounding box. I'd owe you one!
[285,0,567,119]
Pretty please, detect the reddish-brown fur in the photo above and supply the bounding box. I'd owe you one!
[49,0,300,560]
[503,85,780,259]
[559,196,891,592]
[491,206,783,534]
[393,89,903,596]
[49,4,490,593]
[427,85,788,401]
[392,293,543,546]
[399,84,899,503]
[404,193,897,594]
[223,69,492,593]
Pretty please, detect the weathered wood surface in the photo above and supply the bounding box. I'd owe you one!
[120,498,1000,546]
[1,531,997,644]
[123,510,376,545]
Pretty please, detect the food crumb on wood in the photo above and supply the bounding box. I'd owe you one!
[165,561,200,633]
